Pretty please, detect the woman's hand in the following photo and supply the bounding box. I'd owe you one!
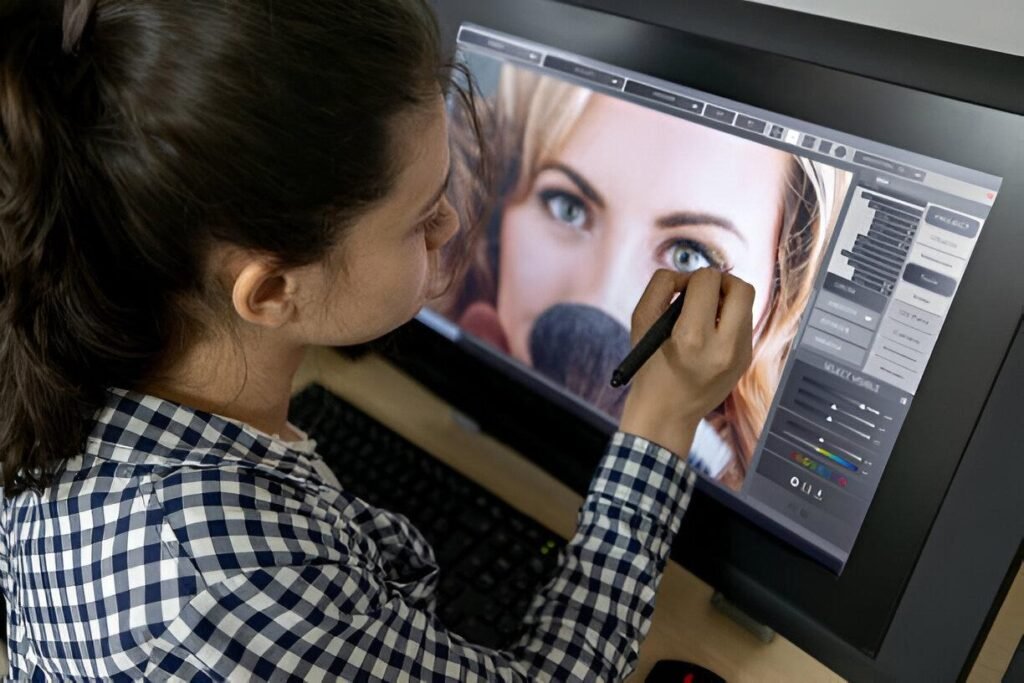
[619,268,755,458]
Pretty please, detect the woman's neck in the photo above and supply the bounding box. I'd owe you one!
[141,331,307,441]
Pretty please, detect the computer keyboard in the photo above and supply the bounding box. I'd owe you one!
[289,384,565,649]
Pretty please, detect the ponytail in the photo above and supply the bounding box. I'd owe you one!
[1,0,132,494]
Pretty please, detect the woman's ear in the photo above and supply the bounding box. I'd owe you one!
[231,260,299,329]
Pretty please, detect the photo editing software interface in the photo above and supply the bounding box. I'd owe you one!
[425,24,1004,570]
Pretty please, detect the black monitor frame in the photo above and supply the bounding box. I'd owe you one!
[384,1,1024,679]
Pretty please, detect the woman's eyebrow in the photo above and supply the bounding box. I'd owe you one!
[540,163,605,209]
[657,211,748,245]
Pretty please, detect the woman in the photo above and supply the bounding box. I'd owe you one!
[0,1,753,680]
[443,67,849,490]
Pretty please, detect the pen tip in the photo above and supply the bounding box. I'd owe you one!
[610,373,624,388]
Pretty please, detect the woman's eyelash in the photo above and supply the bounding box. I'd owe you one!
[663,238,729,271]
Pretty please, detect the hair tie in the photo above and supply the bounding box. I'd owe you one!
[62,0,98,55]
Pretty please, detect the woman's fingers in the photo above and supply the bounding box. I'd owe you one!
[633,268,754,361]
[673,268,722,341]
[717,273,756,338]
[631,269,692,344]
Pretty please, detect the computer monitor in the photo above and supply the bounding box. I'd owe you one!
[385,1,1024,679]
[434,21,1004,575]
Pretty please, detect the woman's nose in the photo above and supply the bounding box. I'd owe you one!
[575,239,644,330]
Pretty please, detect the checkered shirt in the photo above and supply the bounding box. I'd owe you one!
[0,387,695,681]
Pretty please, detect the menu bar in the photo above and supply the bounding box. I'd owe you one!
[456,26,998,206]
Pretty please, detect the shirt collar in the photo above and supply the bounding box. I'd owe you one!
[85,388,317,481]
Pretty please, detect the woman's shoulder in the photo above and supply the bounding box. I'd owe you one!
[4,381,392,583]
[148,458,375,578]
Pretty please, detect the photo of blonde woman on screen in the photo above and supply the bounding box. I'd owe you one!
[435,64,852,491]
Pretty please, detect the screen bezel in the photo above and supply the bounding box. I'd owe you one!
[389,0,1024,676]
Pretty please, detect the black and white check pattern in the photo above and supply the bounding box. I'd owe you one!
[0,388,695,681]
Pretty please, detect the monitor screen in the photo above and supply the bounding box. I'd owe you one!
[424,24,1004,571]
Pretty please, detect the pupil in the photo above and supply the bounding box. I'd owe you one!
[564,201,579,221]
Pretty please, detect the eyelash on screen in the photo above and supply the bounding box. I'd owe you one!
[660,238,729,271]
[537,187,731,271]
[538,189,588,227]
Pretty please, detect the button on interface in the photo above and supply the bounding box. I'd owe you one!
[736,114,767,133]
[703,104,736,125]
[623,81,704,113]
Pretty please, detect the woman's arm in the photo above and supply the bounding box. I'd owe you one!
[144,432,693,682]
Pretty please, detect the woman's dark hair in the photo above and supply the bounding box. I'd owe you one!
[0,0,478,495]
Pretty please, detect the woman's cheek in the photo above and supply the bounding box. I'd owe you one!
[364,239,429,328]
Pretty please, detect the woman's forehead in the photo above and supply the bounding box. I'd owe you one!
[570,95,786,168]
[552,95,790,211]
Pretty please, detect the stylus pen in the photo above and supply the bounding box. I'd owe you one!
[610,292,687,388]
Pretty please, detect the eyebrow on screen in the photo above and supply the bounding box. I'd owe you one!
[540,163,606,209]
[657,212,747,244]
[543,162,746,244]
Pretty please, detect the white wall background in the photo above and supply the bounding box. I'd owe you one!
[746,0,1024,56]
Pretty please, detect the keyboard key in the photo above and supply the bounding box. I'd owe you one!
[497,615,521,636]
[457,616,501,648]
[459,511,494,535]
[457,554,487,578]
[449,586,489,618]
[511,596,533,617]
[476,572,497,591]
[511,574,533,594]
[439,602,462,626]
[481,601,502,624]
[436,535,473,566]
[493,557,513,577]
[493,583,518,606]
[507,543,527,561]
[431,517,451,536]
[418,505,438,525]
[438,575,464,602]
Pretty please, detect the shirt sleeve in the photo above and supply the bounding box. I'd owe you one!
[144,431,696,682]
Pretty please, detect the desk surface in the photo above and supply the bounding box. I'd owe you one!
[294,346,1023,683]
